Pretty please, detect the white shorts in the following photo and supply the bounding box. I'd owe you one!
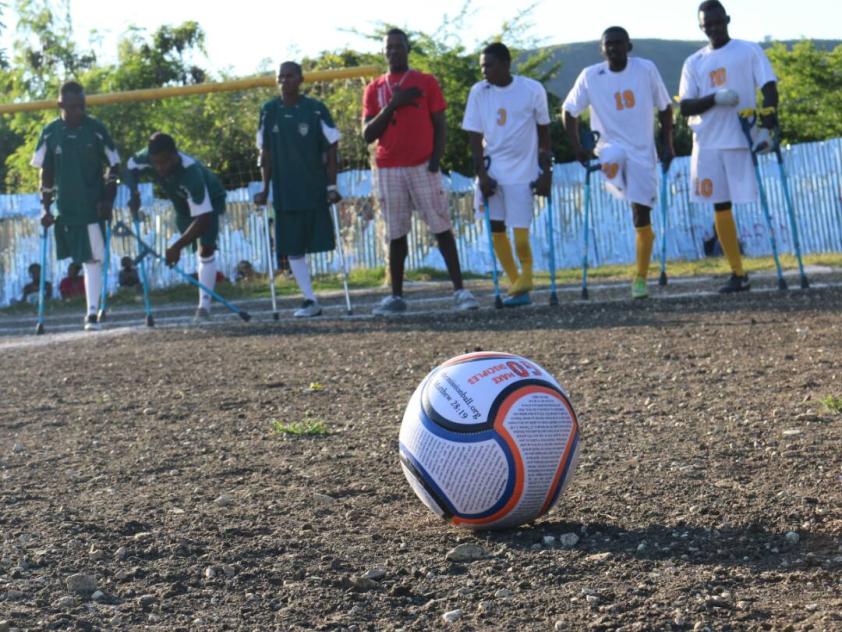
[473,182,534,229]
[596,144,658,208]
[690,147,757,204]
[87,223,105,263]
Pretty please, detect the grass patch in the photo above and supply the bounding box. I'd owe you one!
[820,396,842,414]
[271,418,329,436]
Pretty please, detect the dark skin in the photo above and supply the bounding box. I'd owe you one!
[679,6,778,128]
[254,62,340,207]
[468,52,552,200]
[40,90,118,229]
[564,31,675,169]
[362,33,445,173]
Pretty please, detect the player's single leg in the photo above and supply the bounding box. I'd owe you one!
[82,223,105,331]
[714,203,749,292]
[373,167,410,315]
[289,255,322,317]
[632,204,654,299]
[491,225,519,286]
[195,245,217,321]
[434,229,478,310]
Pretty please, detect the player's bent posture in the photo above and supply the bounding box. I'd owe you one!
[562,27,674,299]
[124,132,227,322]
[679,0,778,293]
[363,28,478,314]
[254,61,342,318]
[31,81,120,330]
[463,42,552,307]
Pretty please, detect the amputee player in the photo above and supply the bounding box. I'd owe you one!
[254,61,342,318]
[679,0,778,293]
[124,132,226,322]
[363,28,478,314]
[562,27,674,299]
[462,42,553,307]
[31,81,120,330]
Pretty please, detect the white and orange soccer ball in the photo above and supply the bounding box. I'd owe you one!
[399,352,581,530]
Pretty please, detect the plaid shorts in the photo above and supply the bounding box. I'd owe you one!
[374,163,451,240]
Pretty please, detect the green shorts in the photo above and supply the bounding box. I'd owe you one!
[274,205,335,259]
[175,212,220,250]
[55,218,105,264]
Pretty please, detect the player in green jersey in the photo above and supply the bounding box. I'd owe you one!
[31,81,120,331]
[124,132,227,322]
[254,61,342,318]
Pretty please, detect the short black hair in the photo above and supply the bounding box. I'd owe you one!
[28,263,41,274]
[482,42,511,64]
[602,26,630,42]
[698,0,726,13]
[386,28,410,47]
[279,61,303,78]
[148,132,177,156]
[59,81,84,99]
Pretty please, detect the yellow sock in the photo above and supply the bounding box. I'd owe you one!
[714,207,745,276]
[509,228,533,296]
[635,225,655,279]
[492,231,519,285]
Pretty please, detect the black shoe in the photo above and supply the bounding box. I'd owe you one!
[719,273,750,293]
[84,314,101,331]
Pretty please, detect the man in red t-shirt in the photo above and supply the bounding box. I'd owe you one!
[59,262,86,300]
[363,28,478,314]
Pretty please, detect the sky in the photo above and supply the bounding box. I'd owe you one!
[2,0,840,76]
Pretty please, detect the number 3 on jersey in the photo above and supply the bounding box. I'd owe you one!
[614,90,636,111]
[496,108,507,126]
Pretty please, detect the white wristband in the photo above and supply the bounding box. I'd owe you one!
[327,185,338,192]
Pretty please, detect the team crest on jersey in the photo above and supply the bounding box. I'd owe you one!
[272,124,280,133]
[298,122,309,136]
[55,146,63,155]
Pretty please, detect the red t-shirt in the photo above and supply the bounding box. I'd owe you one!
[59,276,85,299]
[363,70,446,168]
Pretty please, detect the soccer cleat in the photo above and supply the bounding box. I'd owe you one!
[293,299,322,318]
[83,314,101,331]
[503,292,532,308]
[192,307,212,324]
[453,289,479,311]
[372,295,407,315]
[631,276,648,299]
[719,273,751,294]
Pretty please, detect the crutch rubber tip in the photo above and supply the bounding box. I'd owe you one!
[800,277,810,290]
[494,296,504,309]
[659,272,668,286]
[346,309,353,316]
[97,309,107,322]
[35,322,44,336]
[549,293,559,306]
[272,312,279,321]
[240,311,252,322]
[581,288,589,300]
[145,315,155,327]
[777,278,788,291]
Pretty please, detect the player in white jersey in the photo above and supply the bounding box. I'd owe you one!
[679,0,778,293]
[462,42,552,307]
[562,27,674,299]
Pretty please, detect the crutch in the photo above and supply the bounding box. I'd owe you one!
[579,129,601,300]
[331,203,353,315]
[35,225,49,335]
[97,220,112,321]
[480,156,503,309]
[773,136,809,289]
[545,192,559,306]
[658,161,670,286]
[260,206,279,320]
[738,112,787,291]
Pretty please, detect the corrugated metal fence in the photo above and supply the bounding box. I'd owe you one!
[2,138,841,306]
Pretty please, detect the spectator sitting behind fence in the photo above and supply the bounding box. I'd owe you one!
[20,263,52,304]
[59,262,85,299]
[118,256,140,289]
[235,260,257,283]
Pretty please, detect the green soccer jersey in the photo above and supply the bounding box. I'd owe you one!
[124,150,227,218]
[30,115,120,225]
[257,95,340,214]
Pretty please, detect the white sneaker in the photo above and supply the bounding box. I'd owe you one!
[293,299,322,318]
[192,307,212,324]
[83,314,101,331]
[372,295,407,315]
[453,289,479,311]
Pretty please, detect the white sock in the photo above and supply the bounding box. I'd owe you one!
[198,254,216,310]
[83,262,102,316]
[289,256,315,301]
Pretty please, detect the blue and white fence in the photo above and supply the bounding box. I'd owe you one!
[2,138,841,306]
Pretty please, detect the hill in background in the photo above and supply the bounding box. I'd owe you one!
[533,38,842,99]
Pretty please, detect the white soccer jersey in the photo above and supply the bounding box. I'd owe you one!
[562,57,671,165]
[679,38,776,149]
[462,75,551,185]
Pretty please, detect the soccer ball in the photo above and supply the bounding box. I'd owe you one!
[399,352,580,530]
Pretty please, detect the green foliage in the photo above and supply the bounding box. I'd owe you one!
[766,40,842,143]
[271,419,329,436]
[821,396,842,415]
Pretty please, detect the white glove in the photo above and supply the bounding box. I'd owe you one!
[750,126,774,155]
[713,89,739,107]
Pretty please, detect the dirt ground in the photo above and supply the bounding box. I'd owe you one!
[1,278,841,631]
